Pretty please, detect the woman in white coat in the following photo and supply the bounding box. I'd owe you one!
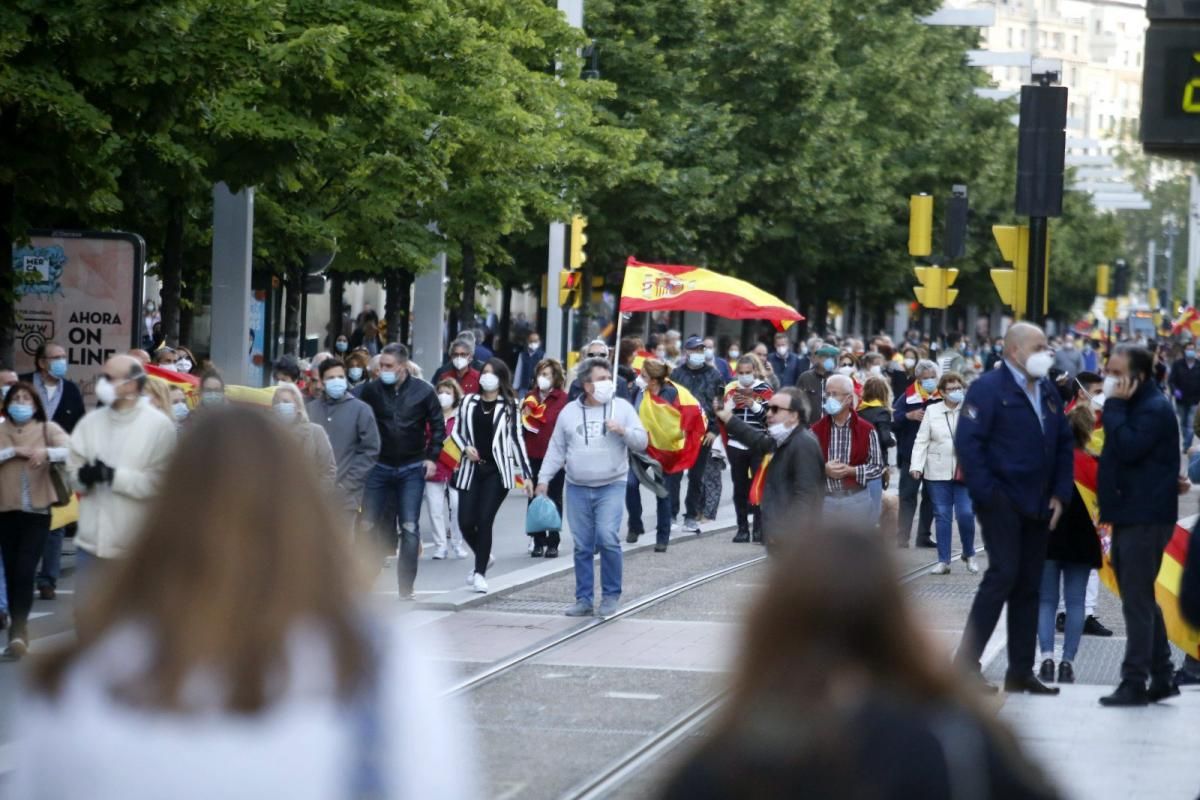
[909,371,978,575]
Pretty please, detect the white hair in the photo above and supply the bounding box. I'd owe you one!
[272,383,311,422]
[914,359,938,378]
[826,373,857,407]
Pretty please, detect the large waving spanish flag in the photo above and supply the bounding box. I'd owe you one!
[145,364,276,407]
[621,258,804,331]
[640,381,707,475]
[1076,451,1200,659]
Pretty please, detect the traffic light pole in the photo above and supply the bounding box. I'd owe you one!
[1027,216,1048,325]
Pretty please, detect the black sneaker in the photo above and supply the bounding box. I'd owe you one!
[1148,680,1181,703]
[1056,611,1065,633]
[625,530,642,544]
[915,536,936,549]
[544,546,559,559]
[1099,680,1149,707]
[1057,661,1075,684]
[732,529,750,543]
[654,544,668,553]
[1038,658,1055,683]
[1175,669,1200,687]
[531,546,545,558]
[1083,616,1113,637]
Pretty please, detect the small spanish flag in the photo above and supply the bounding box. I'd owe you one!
[439,436,463,473]
[640,381,707,474]
[1171,307,1200,338]
[521,395,548,434]
[145,364,200,406]
[748,454,772,506]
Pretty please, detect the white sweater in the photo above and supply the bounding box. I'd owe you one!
[909,401,964,482]
[8,615,476,800]
[537,397,648,487]
[67,401,177,558]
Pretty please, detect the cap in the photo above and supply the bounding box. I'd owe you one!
[684,335,705,350]
[815,345,839,357]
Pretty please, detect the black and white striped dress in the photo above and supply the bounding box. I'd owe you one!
[450,394,533,492]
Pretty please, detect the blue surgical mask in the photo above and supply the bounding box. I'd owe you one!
[947,390,965,404]
[349,367,364,382]
[379,370,398,385]
[325,377,349,398]
[7,403,34,424]
[49,358,68,379]
[172,402,190,421]
[274,402,296,420]
[201,391,224,407]
[921,378,938,394]
[823,396,843,416]
[1188,350,1197,360]
[822,358,835,372]
[687,352,705,368]
[335,341,348,353]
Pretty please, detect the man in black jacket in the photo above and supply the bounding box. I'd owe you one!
[359,343,446,601]
[1098,344,1183,706]
[670,336,725,533]
[716,387,823,544]
[21,341,86,601]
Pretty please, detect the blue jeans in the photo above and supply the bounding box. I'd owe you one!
[823,491,875,529]
[1178,402,1196,451]
[0,545,7,613]
[926,480,976,565]
[566,481,625,604]
[626,472,671,545]
[867,478,883,529]
[1038,560,1090,662]
[363,462,427,596]
[37,528,63,589]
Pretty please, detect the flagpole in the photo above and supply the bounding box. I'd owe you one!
[612,305,624,372]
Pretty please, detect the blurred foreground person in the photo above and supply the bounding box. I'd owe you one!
[11,408,475,800]
[661,531,1058,800]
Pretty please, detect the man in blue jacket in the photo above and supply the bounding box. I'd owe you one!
[1097,344,1183,706]
[955,322,1073,695]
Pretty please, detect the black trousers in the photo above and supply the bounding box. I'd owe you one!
[898,466,934,543]
[527,457,563,549]
[727,446,762,532]
[669,443,711,521]
[459,466,507,576]
[957,499,1048,680]
[1112,523,1176,685]
[0,511,51,643]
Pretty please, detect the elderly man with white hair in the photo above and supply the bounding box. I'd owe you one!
[809,373,886,528]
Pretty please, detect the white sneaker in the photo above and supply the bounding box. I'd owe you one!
[432,546,448,560]
[471,573,489,593]
[930,562,951,575]
[453,543,469,559]
[682,519,701,533]
[466,571,476,586]
[964,557,980,574]
[488,553,496,569]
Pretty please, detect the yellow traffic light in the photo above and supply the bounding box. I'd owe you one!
[559,270,583,309]
[908,194,933,257]
[1149,288,1160,309]
[569,215,588,269]
[913,266,959,309]
[991,225,1029,318]
[1096,263,1110,297]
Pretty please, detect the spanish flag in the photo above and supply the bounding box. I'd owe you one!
[439,436,463,473]
[145,364,200,406]
[620,258,804,331]
[521,395,549,434]
[630,349,656,373]
[640,381,707,475]
[1076,452,1200,659]
[1171,307,1200,338]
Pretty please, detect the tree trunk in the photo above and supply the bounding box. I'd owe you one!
[458,241,477,335]
[499,282,513,355]
[178,277,196,349]
[0,179,16,365]
[160,195,185,346]
[328,272,345,349]
[383,269,412,346]
[284,265,302,355]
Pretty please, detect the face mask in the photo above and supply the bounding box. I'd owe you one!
[437,392,454,409]
[635,375,648,390]
[768,421,793,443]
[335,341,348,353]
[201,391,224,407]
[823,396,844,416]
[822,358,836,372]
[737,373,755,388]
[161,363,178,373]
[592,379,616,404]
[921,378,937,394]
[728,349,740,360]
[529,341,540,351]
[1102,376,1119,398]
[146,303,157,314]
[687,353,705,368]
[704,348,714,361]
[837,365,854,377]
[1091,394,1106,411]
[172,402,189,421]
[776,345,790,357]
[274,402,296,420]
[1024,351,1054,379]
[655,350,666,360]
[537,375,552,392]
[379,370,398,386]
[1188,350,1197,360]
[7,403,34,424]
[0,385,8,400]
[452,356,469,371]
[348,367,364,382]
[993,344,1002,353]
[946,390,965,405]
[903,357,916,369]
[479,373,500,393]
[869,365,882,376]
[176,359,192,373]
[325,377,348,399]
[48,358,68,379]
[95,377,118,406]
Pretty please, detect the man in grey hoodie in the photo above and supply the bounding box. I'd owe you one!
[307,358,381,534]
[537,357,648,618]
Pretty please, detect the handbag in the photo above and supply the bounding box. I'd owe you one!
[43,423,72,508]
[946,413,965,484]
[526,495,562,533]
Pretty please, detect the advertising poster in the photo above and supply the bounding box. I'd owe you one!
[247,289,267,387]
[12,231,145,405]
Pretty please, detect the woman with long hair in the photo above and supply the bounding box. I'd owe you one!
[522,358,569,558]
[427,378,468,561]
[12,407,474,799]
[451,358,533,593]
[662,530,1058,800]
[634,359,692,553]
[0,383,70,660]
[199,370,226,409]
[722,355,773,543]
[272,383,337,491]
[858,375,896,529]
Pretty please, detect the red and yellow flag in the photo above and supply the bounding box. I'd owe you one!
[748,454,772,506]
[1171,306,1200,338]
[640,381,707,474]
[630,349,656,373]
[438,436,463,473]
[620,258,804,331]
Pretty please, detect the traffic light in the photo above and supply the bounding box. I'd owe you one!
[569,215,588,269]
[944,186,969,262]
[908,194,933,257]
[913,266,959,309]
[990,225,1028,317]
[1095,263,1110,297]
[1112,258,1130,297]
[558,270,583,309]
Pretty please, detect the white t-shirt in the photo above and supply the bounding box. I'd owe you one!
[9,615,476,800]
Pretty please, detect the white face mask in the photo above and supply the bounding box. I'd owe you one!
[591,379,616,404]
[737,373,755,388]
[176,359,192,373]
[536,375,552,392]
[1102,376,1119,398]
[768,421,793,443]
[528,341,540,351]
[635,375,648,390]
[837,365,855,377]
[704,348,714,361]
[274,402,296,420]
[159,363,178,372]
[437,392,454,409]
[728,349,740,360]
[1024,350,1054,379]
[479,373,500,393]
[776,345,790,357]
[452,356,469,371]
[95,377,119,406]
[903,357,916,370]
[1090,394,1106,411]
[869,365,882,376]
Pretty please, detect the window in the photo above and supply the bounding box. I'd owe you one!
[1008,27,1015,48]
[1072,35,1078,53]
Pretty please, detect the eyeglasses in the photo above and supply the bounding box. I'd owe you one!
[587,353,607,359]
[765,405,789,415]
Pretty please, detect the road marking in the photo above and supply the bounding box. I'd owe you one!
[604,691,662,701]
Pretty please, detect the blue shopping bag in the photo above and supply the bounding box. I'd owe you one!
[525,494,562,533]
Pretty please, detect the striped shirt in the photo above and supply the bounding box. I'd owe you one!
[824,418,885,494]
[451,394,532,492]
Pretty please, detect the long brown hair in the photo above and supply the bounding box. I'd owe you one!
[33,407,370,713]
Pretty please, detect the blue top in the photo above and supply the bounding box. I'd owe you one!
[1098,381,1180,526]
[1003,359,1043,430]
[955,364,1073,519]
[767,352,801,387]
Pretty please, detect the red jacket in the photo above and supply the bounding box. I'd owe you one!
[521,388,568,460]
[434,366,480,396]
[811,410,875,490]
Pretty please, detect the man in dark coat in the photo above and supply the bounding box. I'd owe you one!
[669,336,725,533]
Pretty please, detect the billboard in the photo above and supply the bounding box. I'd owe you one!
[12,231,145,405]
